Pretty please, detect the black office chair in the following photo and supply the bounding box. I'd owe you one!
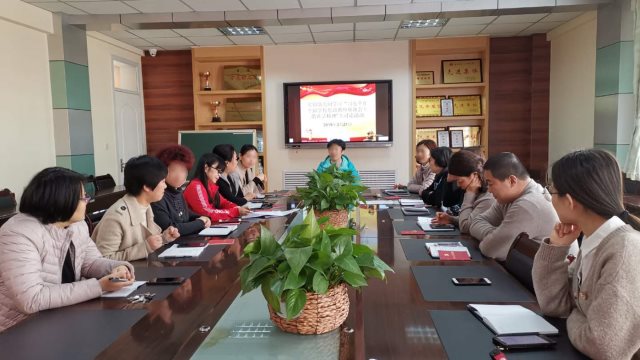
[93,174,116,192]
[0,188,17,211]
[503,232,540,294]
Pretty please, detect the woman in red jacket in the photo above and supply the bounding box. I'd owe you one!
[184,153,250,222]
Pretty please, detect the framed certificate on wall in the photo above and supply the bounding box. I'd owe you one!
[416,71,434,85]
[450,130,464,148]
[451,95,482,116]
[416,96,445,117]
[442,59,482,84]
[437,130,450,147]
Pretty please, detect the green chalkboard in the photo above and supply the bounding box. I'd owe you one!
[179,130,256,178]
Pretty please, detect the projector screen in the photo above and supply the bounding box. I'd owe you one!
[284,80,392,148]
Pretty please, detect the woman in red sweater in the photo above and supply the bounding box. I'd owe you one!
[184,153,250,222]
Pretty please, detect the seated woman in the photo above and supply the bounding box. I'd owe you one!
[93,156,179,261]
[396,139,436,194]
[420,147,464,208]
[0,167,135,332]
[317,139,360,181]
[212,144,255,206]
[431,150,495,233]
[152,145,211,236]
[533,149,640,359]
[184,153,250,221]
[236,144,266,197]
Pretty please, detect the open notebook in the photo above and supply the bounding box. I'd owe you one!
[417,217,456,232]
[159,244,207,259]
[199,225,238,236]
[467,304,559,335]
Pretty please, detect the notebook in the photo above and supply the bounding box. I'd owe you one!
[399,199,425,206]
[158,244,207,258]
[417,220,456,232]
[402,207,432,216]
[101,281,146,298]
[245,202,264,210]
[198,225,238,236]
[242,209,299,219]
[467,304,559,335]
[424,242,470,259]
[384,189,410,197]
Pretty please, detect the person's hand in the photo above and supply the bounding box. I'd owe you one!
[163,226,180,242]
[238,207,251,216]
[415,162,421,172]
[395,184,407,189]
[465,173,482,194]
[256,173,266,182]
[431,212,452,224]
[549,222,581,246]
[198,216,211,228]
[245,193,256,200]
[99,274,134,292]
[111,265,134,281]
[146,234,163,251]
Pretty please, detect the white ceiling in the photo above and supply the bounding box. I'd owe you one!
[21,0,596,50]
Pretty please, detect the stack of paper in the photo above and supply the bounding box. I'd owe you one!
[159,244,207,258]
[402,207,432,216]
[199,224,238,236]
[242,209,299,219]
[102,281,146,298]
[467,304,559,335]
[245,202,264,210]
[417,218,455,232]
[359,199,396,205]
[424,242,470,260]
[399,199,425,206]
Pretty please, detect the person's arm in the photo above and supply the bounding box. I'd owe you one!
[532,240,574,317]
[458,192,493,234]
[0,233,103,314]
[92,217,149,261]
[151,199,205,236]
[347,161,361,182]
[76,222,134,279]
[218,179,247,206]
[422,180,444,207]
[472,201,531,261]
[184,182,240,221]
[408,170,435,194]
[565,241,640,360]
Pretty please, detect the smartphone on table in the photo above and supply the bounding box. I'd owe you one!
[451,277,492,286]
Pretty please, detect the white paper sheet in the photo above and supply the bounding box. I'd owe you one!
[101,281,146,298]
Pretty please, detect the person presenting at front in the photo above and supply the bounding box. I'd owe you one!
[93,156,179,261]
[0,168,135,333]
[533,149,640,360]
[152,145,211,236]
[212,144,255,206]
[469,152,561,261]
[317,139,360,182]
[184,153,251,221]
[431,150,495,233]
[420,147,464,208]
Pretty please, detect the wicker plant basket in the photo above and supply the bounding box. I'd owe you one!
[316,209,349,229]
[268,283,349,335]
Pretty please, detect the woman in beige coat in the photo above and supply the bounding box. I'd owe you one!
[0,168,135,333]
[92,156,179,261]
[235,144,266,196]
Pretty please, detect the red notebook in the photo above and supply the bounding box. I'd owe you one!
[206,238,236,245]
[438,250,471,261]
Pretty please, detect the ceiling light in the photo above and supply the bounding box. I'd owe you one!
[401,19,448,28]
[218,26,265,36]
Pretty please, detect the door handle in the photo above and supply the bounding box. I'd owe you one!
[120,159,125,172]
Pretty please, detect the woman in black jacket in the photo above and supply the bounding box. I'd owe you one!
[151,145,211,236]
[421,147,464,208]
[212,144,255,206]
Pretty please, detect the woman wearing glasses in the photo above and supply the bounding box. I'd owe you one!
[533,149,640,359]
[184,153,250,222]
[0,167,135,333]
[212,144,256,206]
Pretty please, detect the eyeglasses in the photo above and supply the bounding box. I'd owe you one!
[544,184,561,195]
[80,195,92,203]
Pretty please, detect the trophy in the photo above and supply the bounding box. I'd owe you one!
[200,71,212,91]
[210,100,222,122]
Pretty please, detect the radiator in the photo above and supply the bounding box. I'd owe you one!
[283,170,396,190]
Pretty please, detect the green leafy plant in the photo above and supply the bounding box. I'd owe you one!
[296,165,368,212]
[240,209,393,320]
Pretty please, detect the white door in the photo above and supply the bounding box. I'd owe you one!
[113,59,145,184]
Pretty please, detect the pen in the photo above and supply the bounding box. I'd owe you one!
[160,255,195,259]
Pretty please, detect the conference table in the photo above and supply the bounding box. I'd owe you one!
[0,191,586,360]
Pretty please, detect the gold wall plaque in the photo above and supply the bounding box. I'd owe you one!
[451,95,482,116]
[416,71,434,85]
[442,59,482,84]
[416,96,445,117]
[223,65,261,90]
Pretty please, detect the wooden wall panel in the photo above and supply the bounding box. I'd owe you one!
[141,50,194,156]
[489,35,550,182]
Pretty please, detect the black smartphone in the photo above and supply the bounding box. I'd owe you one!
[147,277,185,285]
[177,241,206,248]
[493,334,556,350]
[451,277,492,286]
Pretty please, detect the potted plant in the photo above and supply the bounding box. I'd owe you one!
[239,209,393,335]
[296,165,367,228]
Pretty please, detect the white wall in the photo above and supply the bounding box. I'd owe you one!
[263,41,412,190]
[0,1,55,200]
[86,32,144,182]
[548,12,597,163]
